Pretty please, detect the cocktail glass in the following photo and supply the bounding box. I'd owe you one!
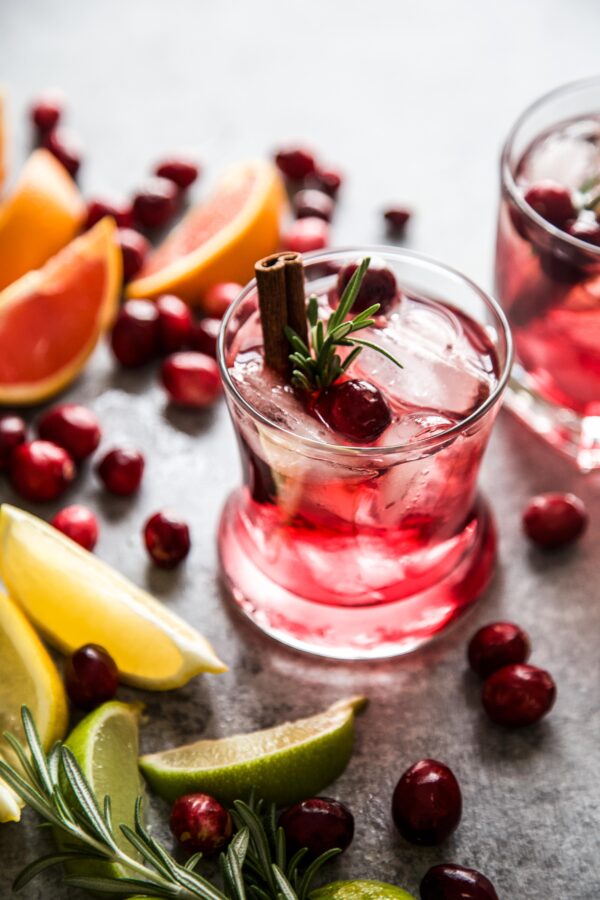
[495,77,600,471]
[218,248,512,659]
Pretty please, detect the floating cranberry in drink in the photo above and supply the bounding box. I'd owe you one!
[495,79,600,470]
[217,249,511,658]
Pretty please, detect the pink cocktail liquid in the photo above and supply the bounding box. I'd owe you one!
[495,80,600,470]
[218,251,511,658]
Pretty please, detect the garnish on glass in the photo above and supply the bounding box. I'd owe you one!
[0,706,339,900]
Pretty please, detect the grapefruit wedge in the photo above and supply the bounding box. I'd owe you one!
[0,148,85,291]
[127,160,285,305]
[0,217,121,405]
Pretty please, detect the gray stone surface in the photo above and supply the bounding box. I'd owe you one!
[1,1,600,897]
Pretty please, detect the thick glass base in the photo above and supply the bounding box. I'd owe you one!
[218,492,497,660]
[505,363,600,473]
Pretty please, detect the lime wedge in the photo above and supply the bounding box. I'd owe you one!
[64,701,143,877]
[140,695,366,805]
[311,881,416,900]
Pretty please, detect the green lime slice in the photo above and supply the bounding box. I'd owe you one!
[140,695,366,805]
[62,701,144,878]
[311,880,417,900]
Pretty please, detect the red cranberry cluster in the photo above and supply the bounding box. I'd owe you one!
[274,144,340,253]
[30,91,82,177]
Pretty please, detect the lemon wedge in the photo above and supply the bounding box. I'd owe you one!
[0,505,227,690]
[0,590,68,822]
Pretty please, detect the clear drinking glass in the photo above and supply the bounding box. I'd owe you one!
[218,248,512,659]
[495,77,600,471]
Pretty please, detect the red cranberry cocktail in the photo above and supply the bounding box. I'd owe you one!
[495,78,600,471]
[218,249,511,659]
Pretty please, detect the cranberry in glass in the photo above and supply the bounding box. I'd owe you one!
[384,207,412,234]
[161,352,222,408]
[279,797,354,857]
[274,145,316,180]
[117,228,150,283]
[110,299,160,367]
[420,864,499,900]
[567,219,600,247]
[203,282,242,319]
[316,380,391,443]
[96,447,144,496]
[190,317,220,358]
[30,92,63,132]
[170,793,232,854]
[41,127,82,177]
[310,166,343,198]
[0,415,27,472]
[391,759,462,845]
[156,294,193,353]
[52,504,99,551]
[522,492,588,548]
[154,156,200,190]
[144,510,191,568]
[132,177,178,229]
[85,197,133,230]
[482,663,556,727]
[281,217,330,253]
[467,622,531,678]
[38,403,101,463]
[64,644,119,710]
[293,189,334,222]
[523,181,576,229]
[9,441,75,502]
[337,259,399,314]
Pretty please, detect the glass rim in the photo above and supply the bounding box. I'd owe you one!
[500,75,600,257]
[217,245,513,457]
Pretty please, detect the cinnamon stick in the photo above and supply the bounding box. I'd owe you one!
[255,252,308,379]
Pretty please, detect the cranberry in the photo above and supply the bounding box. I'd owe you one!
[391,759,462,845]
[30,92,63,133]
[203,282,242,318]
[52,504,99,551]
[41,128,82,177]
[156,295,193,353]
[161,352,222,408]
[316,380,391,443]
[0,415,27,472]
[170,793,232,854]
[64,644,119,710]
[420,864,499,900]
[567,218,600,247]
[467,622,531,678]
[85,197,133,230]
[9,441,75,502]
[293,189,334,222]
[383,207,412,234]
[96,447,144,496]
[274,146,316,180]
[241,438,277,504]
[523,181,576,229]
[482,664,556,727]
[190,318,220,358]
[281,217,330,253]
[522,492,588,548]
[279,797,354,857]
[117,228,150,283]
[310,166,343,198]
[337,260,399,314]
[38,403,101,463]
[110,299,160,368]
[132,177,178,229]
[144,511,191,569]
[154,156,199,190]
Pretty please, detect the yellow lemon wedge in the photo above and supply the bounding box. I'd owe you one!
[0,505,227,690]
[0,590,68,822]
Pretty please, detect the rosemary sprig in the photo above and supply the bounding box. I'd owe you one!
[285,257,403,393]
[0,707,338,899]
